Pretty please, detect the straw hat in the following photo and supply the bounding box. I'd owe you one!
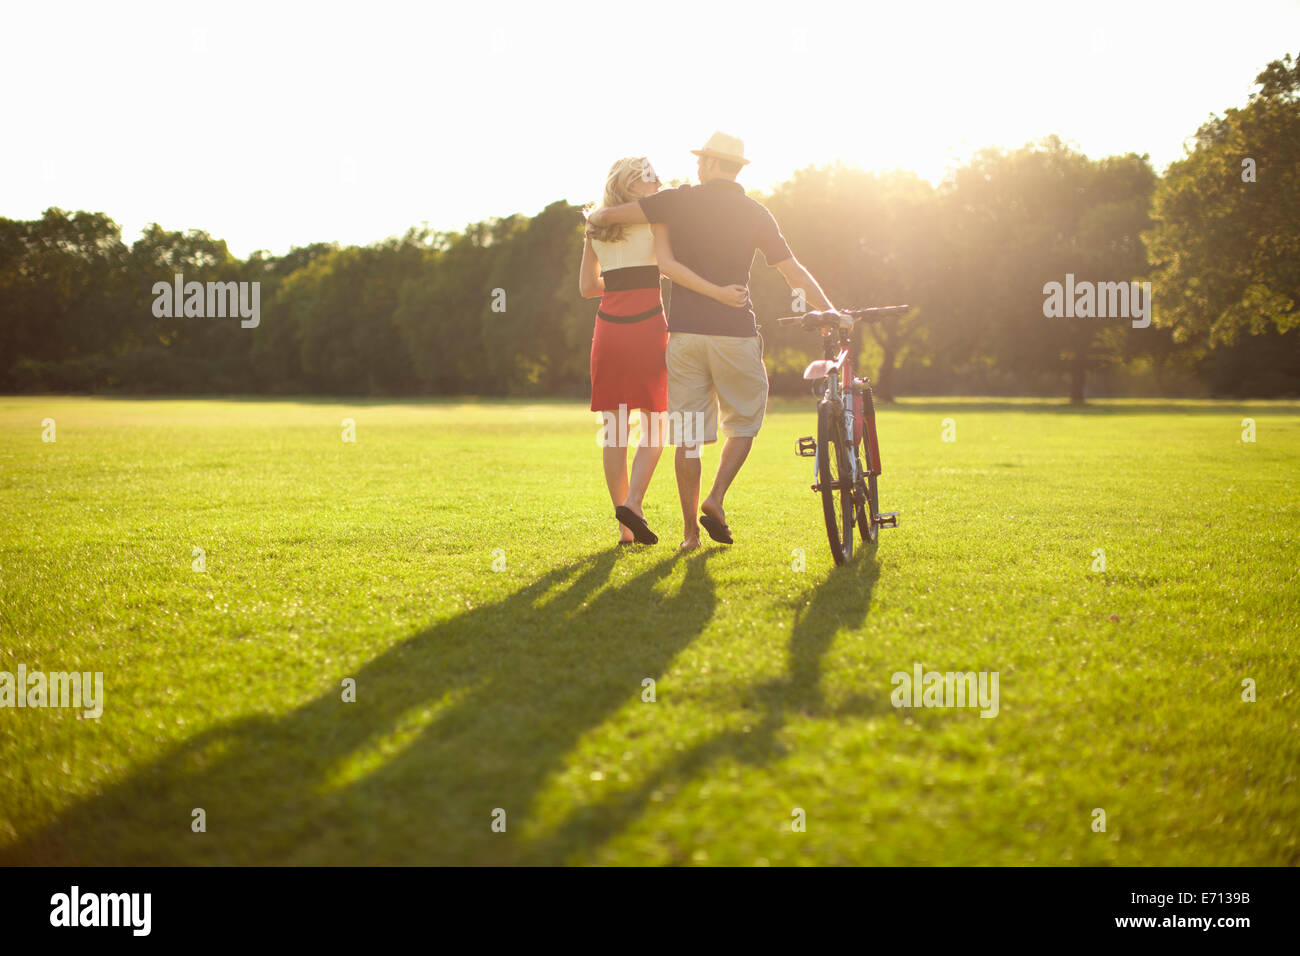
[690,131,750,166]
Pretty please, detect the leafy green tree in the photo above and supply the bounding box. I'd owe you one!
[248,243,339,392]
[394,222,501,394]
[934,139,1156,403]
[124,223,250,391]
[760,165,940,401]
[276,233,425,394]
[483,201,588,395]
[0,209,128,387]
[1145,53,1299,347]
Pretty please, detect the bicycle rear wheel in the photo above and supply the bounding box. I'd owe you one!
[854,386,880,545]
[817,400,854,564]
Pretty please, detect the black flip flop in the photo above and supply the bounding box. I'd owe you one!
[699,513,733,544]
[615,506,659,545]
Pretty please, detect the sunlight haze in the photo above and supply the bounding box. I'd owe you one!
[5,0,1297,256]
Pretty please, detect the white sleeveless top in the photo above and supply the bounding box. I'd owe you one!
[591,222,656,272]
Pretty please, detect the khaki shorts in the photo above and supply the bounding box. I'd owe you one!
[666,332,769,445]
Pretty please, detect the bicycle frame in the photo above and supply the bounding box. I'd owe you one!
[783,305,904,561]
[803,326,870,486]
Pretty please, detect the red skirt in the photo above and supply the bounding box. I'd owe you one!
[590,287,668,412]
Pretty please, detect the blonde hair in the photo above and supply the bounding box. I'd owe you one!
[585,156,656,244]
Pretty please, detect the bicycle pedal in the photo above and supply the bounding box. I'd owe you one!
[876,511,899,528]
[796,436,817,457]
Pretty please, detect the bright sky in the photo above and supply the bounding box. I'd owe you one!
[4,0,1297,258]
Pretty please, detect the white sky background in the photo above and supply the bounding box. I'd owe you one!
[3,0,1297,258]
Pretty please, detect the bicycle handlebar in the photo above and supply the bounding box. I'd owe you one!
[775,306,911,330]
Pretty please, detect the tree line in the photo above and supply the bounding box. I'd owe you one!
[2,54,1296,402]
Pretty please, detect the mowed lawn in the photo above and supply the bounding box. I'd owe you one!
[0,395,1296,866]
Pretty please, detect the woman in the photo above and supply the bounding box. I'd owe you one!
[581,157,746,546]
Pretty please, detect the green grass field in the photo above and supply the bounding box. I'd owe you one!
[0,395,1296,865]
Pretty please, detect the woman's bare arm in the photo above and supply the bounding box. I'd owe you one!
[651,224,746,307]
[579,235,604,298]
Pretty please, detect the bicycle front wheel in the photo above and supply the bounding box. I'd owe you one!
[817,400,854,565]
[854,386,880,545]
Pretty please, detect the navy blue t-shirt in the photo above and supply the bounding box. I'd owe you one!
[638,178,793,337]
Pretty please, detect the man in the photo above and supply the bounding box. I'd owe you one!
[588,131,837,549]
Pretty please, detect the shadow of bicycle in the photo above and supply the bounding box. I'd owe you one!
[521,548,886,863]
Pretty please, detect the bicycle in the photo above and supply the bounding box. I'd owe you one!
[776,307,908,564]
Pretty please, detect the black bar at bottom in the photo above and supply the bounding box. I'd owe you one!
[0,866,1293,942]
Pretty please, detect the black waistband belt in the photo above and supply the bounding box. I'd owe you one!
[597,304,665,324]
[600,265,661,291]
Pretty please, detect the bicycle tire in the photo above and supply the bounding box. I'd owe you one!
[817,400,854,564]
[854,387,880,545]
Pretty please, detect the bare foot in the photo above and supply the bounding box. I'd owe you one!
[679,536,701,550]
[618,522,635,544]
[701,496,726,526]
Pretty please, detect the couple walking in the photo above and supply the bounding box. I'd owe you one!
[583,132,836,550]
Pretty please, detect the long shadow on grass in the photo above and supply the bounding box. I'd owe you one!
[1,547,718,865]
[521,548,886,864]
